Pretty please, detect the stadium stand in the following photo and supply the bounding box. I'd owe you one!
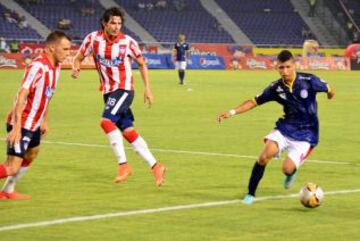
[115,0,235,43]
[1,0,349,46]
[344,0,360,25]
[0,4,40,40]
[215,0,312,45]
[13,0,140,41]
[326,0,360,43]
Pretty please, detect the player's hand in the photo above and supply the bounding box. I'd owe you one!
[40,121,49,138]
[217,112,231,122]
[144,89,154,108]
[6,127,21,147]
[71,68,80,79]
[327,89,335,99]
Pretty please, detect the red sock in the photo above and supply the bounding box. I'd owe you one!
[123,130,139,143]
[21,159,32,167]
[0,164,8,179]
[100,119,117,134]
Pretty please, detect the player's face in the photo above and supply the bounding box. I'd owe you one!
[277,60,296,82]
[53,38,71,63]
[178,35,185,43]
[104,16,122,37]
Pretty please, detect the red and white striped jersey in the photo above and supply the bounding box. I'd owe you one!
[79,31,142,94]
[7,54,60,131]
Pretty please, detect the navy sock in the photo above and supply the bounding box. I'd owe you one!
[285,169,297,177]
[247,162,266,196]
[179,71,185,83]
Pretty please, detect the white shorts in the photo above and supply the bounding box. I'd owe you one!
[265,130,313,169]
[175,61,187,70]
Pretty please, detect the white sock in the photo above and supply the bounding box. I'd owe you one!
[107,129,127,164]
[2,166,29,193]
[131,136,157,167]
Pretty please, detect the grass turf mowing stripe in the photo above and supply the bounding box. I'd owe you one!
[0,188,359,232]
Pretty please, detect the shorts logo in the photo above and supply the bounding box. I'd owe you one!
[300,89,308,99]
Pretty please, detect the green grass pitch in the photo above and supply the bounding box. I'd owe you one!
[0,69,359,241]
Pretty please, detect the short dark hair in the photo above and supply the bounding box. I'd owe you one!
[277,50,294,63]
[101,7,124,28]
[46,31,71,44]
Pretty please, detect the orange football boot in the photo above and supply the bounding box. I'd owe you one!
[152,163,166,187]
[0,192,7,200]
[113,163,132,183]
[0,191,31,200]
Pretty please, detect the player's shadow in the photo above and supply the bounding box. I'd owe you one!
[266,206,319,212]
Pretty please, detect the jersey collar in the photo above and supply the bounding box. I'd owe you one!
[103,31,125,43]
[282,72,297,93]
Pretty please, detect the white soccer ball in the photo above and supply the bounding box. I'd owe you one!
[299,183,324,208]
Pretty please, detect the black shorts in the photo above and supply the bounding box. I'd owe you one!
[6,124,41,158]
[102,89,135,131]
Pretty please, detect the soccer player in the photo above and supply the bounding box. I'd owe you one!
[217,50,335,204]
[0,31,71,200]
[173,33,190,85]
[71,7,166,187]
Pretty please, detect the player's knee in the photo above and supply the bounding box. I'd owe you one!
[258,154,270,165]
[282,165,296,176]
[122,129,139,143]
[6,164,21,176]
[24,149,39,162]
[100,119,117,134]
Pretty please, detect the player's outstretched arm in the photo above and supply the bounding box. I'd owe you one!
[136,56,154,107]
[71,52,85,79]
[217,99,257,122]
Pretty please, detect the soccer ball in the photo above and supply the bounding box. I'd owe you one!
[299,183,324,208]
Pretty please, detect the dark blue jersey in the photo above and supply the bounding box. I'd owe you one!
[174,42,190,61]
[254,72,330,146]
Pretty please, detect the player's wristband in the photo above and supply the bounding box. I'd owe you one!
[229,109,236,116]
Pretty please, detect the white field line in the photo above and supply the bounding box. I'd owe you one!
[40,140,359,166]
[0,188,359,232]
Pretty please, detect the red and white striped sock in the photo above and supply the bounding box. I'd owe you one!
[0,164,8,179]
[2,159,32,193]
[101,119,127,164]
[123,130,157,167]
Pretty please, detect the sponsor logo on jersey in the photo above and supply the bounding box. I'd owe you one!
[96,55,122,67]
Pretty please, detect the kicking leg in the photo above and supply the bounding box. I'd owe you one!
[283,143,313,189]
[282,157,297,189]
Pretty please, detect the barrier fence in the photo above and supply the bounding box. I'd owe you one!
[0,42,357,70]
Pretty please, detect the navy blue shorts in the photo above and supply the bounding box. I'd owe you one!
[102,89,135,131]
[6,124,41,158]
